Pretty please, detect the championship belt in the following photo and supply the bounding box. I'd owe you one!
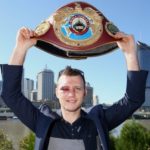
[34,2,119,59]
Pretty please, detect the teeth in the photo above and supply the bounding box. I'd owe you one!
[67,100,76,103]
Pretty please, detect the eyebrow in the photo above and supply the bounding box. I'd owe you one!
[58,85,84,89]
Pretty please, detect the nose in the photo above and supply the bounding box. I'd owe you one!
[68,88,76,97]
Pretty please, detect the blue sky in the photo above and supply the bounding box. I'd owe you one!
[0,0,150,104]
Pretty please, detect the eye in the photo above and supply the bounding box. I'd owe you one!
[60,87,69,91]
[75,87,83,91]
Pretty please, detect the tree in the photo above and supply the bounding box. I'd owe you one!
[109,133,117,150]
[115,121,150,150]
[19,132,35,150]
[0,130,14,150]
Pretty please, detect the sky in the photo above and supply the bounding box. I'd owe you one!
[0,0,150,104]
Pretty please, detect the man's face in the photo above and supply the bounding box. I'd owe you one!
[56,75,86,112]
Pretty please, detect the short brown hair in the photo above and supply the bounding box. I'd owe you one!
[57,66,86,87]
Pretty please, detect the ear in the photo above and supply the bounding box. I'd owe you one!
[55,87,59,99]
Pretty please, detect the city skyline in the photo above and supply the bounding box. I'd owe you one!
[0,0,150,104]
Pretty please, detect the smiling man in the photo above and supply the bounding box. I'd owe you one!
[56,67,86,115]
[0,26,148,150]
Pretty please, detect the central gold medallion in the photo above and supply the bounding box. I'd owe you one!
[53,3,103,47]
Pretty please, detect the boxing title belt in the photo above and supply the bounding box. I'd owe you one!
[34,2,119,59]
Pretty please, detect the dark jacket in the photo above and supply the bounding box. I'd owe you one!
[0,64,148,150]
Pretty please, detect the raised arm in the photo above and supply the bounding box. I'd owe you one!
[100,32,148,130]
[114,32,139,71]
[1,28,52,132]
[9,27,37,65]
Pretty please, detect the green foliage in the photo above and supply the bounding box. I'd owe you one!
[19,132,35,150]
[110,120,150,150]
[109,134,117,150]
[0,130,14,150]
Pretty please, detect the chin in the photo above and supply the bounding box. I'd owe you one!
[64,106,81,112]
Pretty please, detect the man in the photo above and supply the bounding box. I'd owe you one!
[1,27,148,150]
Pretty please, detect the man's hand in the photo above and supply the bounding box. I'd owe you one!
[9,27,37,65]
[15,27,37,52]
[114,32,140,71]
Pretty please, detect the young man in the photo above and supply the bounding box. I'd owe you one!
[1,27,148,150]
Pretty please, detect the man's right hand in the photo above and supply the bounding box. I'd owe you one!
[15,27,37,52]
[9,27,37,65]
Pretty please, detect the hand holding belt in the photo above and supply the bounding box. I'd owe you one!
[34,2,119,59]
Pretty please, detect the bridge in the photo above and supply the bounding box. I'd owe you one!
[133,111,150,119]
[0,107,15,119]
[0,107,150,119]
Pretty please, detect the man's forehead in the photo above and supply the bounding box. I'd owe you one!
[57,75,84,86]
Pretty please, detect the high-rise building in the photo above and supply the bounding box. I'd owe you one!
[93,95,99,106]
[31,89,38,102]
[143,73,150,111]
[21,68,25,94]
[137,41,150,111]
[23,78,34,100]
[0,80,4,107]
[0,80,2,94]
[37,68,55,101]
[83,82,93,108]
